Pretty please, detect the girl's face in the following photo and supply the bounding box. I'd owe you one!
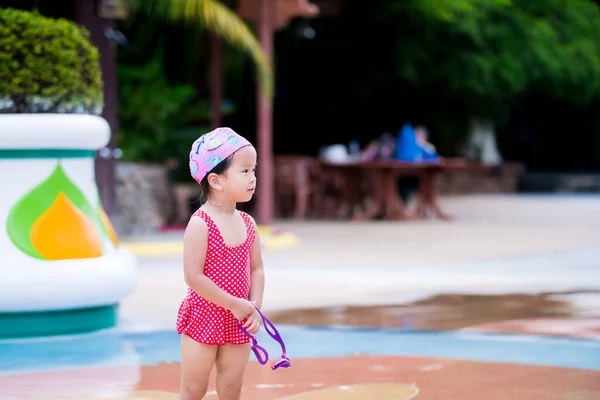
[220,146,258,203]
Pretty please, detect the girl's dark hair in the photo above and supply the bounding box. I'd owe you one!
[198,155,233,204]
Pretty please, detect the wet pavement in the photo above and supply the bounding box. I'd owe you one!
[131,356,600,399]
[2,195,600,399]
[3,358,599,400]
[2,325,600,399]
[269,292,599,331]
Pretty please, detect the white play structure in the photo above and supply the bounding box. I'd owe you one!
[0,114,137,338]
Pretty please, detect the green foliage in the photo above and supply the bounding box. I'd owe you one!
[412,0,512,23]
[384,0,600,115]
[116,17,239,167]
[117,45,197,162]
[130,0,273,98]
[0,8,103,114]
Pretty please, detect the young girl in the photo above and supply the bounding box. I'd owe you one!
[177,127,265,400]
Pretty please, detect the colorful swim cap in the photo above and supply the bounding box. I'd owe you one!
[189,127,252,184]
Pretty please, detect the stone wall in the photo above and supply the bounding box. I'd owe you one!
[437,162,524,195]
[519,173,600,193]
[113,162,176,235]
[111,161,525,233]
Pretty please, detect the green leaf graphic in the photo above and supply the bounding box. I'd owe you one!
[95,188,118,246]
[6,163,104,259]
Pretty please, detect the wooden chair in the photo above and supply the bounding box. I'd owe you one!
[274,155,322,219]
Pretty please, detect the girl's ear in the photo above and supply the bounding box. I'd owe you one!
[207,172,223,191]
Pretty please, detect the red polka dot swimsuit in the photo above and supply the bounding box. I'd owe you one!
[176,210,256,345]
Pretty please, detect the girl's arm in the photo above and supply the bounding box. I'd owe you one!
[248,217,265,309]
[184,217,251,316]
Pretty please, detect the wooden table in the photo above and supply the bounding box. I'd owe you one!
[321,159,496,221]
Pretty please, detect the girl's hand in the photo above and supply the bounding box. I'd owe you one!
[242,309,261,335]
[230,298,255,321]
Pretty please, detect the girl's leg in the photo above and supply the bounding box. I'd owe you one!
[180,334,218,400]
[214,343,251,400]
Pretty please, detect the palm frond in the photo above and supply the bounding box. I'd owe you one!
[131,0,273,98]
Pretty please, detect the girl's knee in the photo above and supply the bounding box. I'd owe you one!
[216,374,243,398]
[218,371,244,387]
[180,382,208,400]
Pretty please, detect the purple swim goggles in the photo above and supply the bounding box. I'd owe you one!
[237,307,290,370]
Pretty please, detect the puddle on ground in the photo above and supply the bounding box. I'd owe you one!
[270,291,600,330]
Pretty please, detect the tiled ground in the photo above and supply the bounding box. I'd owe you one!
[5,356,597,399]
[1,195,600,399]
[1,326,599,399]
